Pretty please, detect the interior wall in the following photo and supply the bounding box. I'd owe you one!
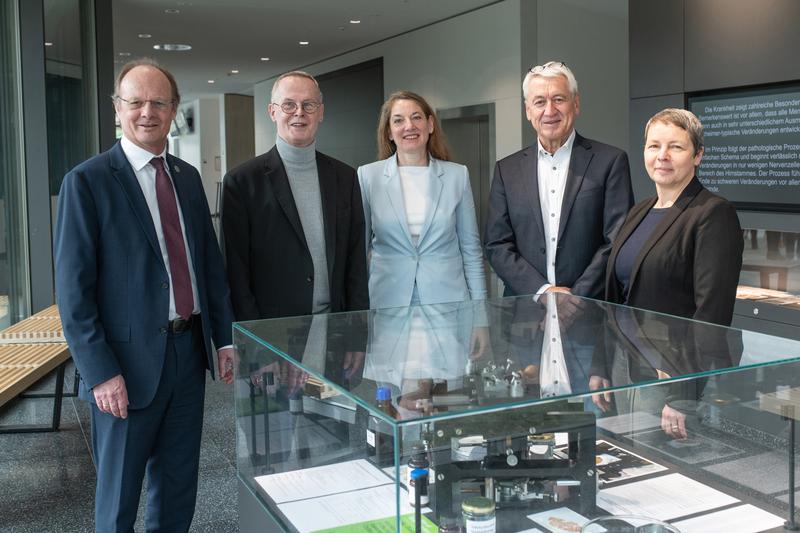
[254,0,525,163]
[220,93,254,175]
[176,98,221,213]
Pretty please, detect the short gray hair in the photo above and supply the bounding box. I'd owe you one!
[645,108,704,155]
[270,70,323,103]
[522,61,578,100]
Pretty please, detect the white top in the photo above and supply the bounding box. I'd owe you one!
[398,165,429,245]
[536,129,576,294]
[120,136,200,320]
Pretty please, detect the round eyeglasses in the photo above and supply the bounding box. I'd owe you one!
[272,100,321,114]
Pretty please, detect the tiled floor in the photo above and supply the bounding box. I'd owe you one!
[0,362,238,532]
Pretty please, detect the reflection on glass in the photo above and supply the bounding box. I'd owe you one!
[233,295,800,532]
[739,228,800,300]
[0,0,30,327]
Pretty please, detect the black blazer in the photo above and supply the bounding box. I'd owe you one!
[484,132,633,299]
[605,177,743,326]
[220,146,369,321]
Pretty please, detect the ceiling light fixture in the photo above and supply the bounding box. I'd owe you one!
[260,57,270,61]
[118,51,131,56]
[230,69,239,74]
[350,20,361,24]
[153,43,192,51]
[299,41,309,45]
[138,33,152,39]
[208,80,215,84]
[165,8,180,14]
[44,41,53,47]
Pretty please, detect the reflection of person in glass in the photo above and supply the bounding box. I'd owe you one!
[593,109,743,439]
[357,91,488,355]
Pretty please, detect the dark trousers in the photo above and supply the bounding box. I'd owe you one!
[91,324,206,533]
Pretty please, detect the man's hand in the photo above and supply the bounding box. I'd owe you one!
[589,375,612,412]
[343,351,365,380]
[545,286,572,294]
[217,346,235,385]
[93,374,129,418]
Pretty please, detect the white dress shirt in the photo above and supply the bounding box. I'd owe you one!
[120,136,200,320]
[533,131,576,398]
[536,129,576,294]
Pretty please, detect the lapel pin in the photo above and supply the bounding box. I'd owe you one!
[173,164,181,173]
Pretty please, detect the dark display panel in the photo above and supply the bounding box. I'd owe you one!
[688,84,800,212]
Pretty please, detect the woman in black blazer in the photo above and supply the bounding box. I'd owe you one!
[596,109,744,438]
[605,108,743,325]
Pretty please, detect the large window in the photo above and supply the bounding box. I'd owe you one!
[0,0,30,328]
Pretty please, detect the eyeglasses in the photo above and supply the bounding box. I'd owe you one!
[529,61,567,74]
[272,100,321,114]
[115,96,175,111]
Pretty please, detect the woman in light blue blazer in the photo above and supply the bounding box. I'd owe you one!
[358,91,489,361]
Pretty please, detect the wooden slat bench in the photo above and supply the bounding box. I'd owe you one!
[0,305,74,433]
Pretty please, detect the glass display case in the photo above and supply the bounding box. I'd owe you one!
[233,294,800,533]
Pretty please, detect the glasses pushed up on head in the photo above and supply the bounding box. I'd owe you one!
[529,61,567,74]
[115,96,175,111]
[272,100,321,114]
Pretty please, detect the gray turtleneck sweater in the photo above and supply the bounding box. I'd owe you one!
[276,136,330,314]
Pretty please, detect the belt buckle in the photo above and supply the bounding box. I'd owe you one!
[171,316,192,334]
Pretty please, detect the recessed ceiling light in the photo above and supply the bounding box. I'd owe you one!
[118,51,131,56]
[299,41,309,45]
[229,69,239,75]
[350,20,361,24]
[138,33,152,39]
[44,41,53,46]
[208,80,215,84]
[153,43,192,51]
[165,8,180,14]
[260,57,270,61]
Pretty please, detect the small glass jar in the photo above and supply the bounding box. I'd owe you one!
[461,496,496,533]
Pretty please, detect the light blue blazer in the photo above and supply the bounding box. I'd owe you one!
[357,155,487,309]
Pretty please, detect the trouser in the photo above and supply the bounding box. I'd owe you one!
[90,323,206,533]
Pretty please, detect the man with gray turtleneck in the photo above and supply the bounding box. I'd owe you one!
[221,71,369,322]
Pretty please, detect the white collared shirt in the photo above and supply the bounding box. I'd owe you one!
[536,129,576,294]
[119,136,200,320]
[539,293,572,398]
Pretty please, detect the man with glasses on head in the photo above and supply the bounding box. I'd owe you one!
[485,62,633,397]
[221,71,368,321]
[54,58,235,532]
[485,61,633,300]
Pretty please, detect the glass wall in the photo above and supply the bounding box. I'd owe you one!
[0,0,31,328]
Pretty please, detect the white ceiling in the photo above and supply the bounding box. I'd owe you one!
[111,0,501,99]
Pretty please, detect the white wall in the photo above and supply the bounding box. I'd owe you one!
[254,0,525,161]
[254,0,629,161]
[175,98,222,213]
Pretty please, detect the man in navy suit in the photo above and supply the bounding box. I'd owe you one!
[485,61,633,300]
[54,59,234,532]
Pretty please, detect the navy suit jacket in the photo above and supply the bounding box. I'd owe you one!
[484,132,633,299]
[54,141,234,409]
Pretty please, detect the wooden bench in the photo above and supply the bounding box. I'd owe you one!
[0,304,74,433]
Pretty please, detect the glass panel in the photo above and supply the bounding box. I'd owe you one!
[0,0,30,328]
[234,295,800,531]
[739,229,800,305]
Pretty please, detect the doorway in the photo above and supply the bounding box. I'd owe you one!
[439,104,502,297]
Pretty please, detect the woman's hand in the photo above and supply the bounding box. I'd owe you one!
[469,327,490,360]
[661,404,688,440]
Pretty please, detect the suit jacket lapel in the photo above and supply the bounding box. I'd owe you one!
[166,154,197,265]
[317,153,336,279]
[266,147,309,250]
[109,143,164,268]
[383,155,414,248]
[417,157,444,245]
[558,134,592,243]
[627,178,704,292]
[519,147,546,247]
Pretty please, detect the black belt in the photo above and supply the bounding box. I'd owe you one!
[168,315,196,334]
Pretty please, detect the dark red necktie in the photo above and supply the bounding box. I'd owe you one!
[151,157,194,319]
